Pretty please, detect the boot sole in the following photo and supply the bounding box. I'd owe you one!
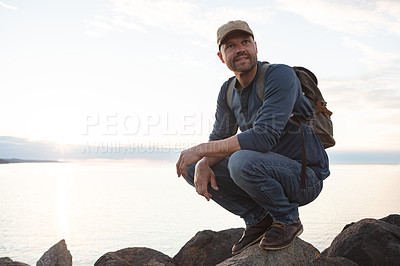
[260,225,304,251]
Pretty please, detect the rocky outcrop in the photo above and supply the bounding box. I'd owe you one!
[0,257,29,266]
[311,256,358,266]
[381,213,400,227]
[94,247,174,266]
[97,214,399,265]
[323,214,400,266]
[215,237,357,266]
[36,239,72,266]
[1,240,72,266]
[2,214,399,265]
[173,228,243,266]
[218,237,319,265]
[94,231,353,266]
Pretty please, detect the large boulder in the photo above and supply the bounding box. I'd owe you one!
[218,237,320,265]
[323,214,400,265]
[36,239,72,266]
[311,256,358,266]
[0,257,30,266]
[380,213,400,227]
[92,214,399,265]
[172,228,243,266]
[94,247,174,266]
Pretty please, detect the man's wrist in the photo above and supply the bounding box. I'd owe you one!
[199,155,225,168]
[198,156,211,167]
[199,143,207,157]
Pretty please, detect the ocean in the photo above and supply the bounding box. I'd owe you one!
[0,162,399,265]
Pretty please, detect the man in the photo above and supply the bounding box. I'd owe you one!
[176,20,329,255]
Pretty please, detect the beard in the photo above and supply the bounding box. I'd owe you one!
[226,51,258,73]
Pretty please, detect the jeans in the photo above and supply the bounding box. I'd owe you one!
[185,150,323,227]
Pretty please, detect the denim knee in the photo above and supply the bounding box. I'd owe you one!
[184,163,196,187]
[228,150,253,185]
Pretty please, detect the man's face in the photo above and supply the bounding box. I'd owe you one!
[218,32,258,74]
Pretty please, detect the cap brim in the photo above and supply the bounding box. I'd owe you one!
[218,29,254,46]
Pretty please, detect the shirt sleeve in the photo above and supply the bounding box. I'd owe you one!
[237,64,301,152]
[209,80,238,141]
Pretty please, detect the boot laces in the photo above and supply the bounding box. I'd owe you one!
[271,222,286,230]
[270,222,287,236]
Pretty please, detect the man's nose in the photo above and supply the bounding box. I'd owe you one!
[235,44,246,54]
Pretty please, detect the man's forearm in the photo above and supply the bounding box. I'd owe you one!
[176,135,241,178]
[199,135,241,158]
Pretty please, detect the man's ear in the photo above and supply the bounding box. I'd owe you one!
[255,41,258,54]
[217,52,225,63]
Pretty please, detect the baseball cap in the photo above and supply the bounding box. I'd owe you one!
[217,20,254,46]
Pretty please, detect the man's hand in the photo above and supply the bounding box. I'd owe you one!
[194,159,219,201]
[176,145,204,178]
[176,137,240,178]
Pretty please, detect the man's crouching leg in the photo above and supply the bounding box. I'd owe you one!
[183,158,272,255]
[228,150,323,251]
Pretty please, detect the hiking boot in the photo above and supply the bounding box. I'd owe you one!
[259,219,303,250]
[232,214,273,255]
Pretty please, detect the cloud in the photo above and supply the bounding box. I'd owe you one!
[0,1,16,10]
[111,0,199,29]
[318,35,400,114]
[321,75,400,151]
[341,36,400,78]
[84,14,146,36]
[85,0,273,42]
[319,36,400,139]
[323,77,400,110]
[277,0,400,36]
[322,39,400,106]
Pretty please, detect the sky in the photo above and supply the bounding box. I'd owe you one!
[1,0,400,158]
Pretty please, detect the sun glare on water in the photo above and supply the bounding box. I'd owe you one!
[48,165,76,240]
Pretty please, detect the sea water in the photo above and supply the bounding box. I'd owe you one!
[0,163,399,265]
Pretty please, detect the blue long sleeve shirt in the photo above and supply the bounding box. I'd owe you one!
[209,62,330,180]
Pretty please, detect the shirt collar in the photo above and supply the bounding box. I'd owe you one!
[234,61,262,93]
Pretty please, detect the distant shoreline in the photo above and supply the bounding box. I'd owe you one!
[0,158,59,164]
[0,158,399,165]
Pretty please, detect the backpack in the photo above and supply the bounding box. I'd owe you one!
[226,63,335,148]
[226,62,335,189]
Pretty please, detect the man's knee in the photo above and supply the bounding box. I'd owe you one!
[228,150,255,184]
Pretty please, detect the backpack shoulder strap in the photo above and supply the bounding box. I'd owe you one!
[227,62,271,109]
[226,77,236,110]
[255,63,270,102]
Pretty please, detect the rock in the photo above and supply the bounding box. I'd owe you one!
[94,247,174,266]
[311,256,358,266]
[172,228,243,266]
[0,257,30,266]
[36,239,72,266]
[380,213,400,227]
[217,237,320,265]
[324,215,400,266]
